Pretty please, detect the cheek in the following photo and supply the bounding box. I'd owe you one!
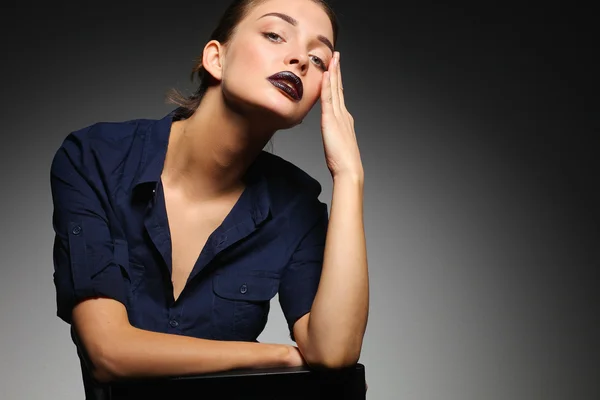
[307,73,325,102]
[228,39,272,75]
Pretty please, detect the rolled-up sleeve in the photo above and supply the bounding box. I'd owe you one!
[278,200,329,341]
[50,132,128,324]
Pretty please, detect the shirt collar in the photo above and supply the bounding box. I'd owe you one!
[132,109,174,188]
[243,154,271,226]
[132,109,271,226]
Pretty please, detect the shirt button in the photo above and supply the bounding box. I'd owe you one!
[240,284,248,294]
[72,225,82,235]
[169,319,179,328]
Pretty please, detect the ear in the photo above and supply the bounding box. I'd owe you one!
[202,40,225,82]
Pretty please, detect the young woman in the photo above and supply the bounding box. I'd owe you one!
[50,0,369,386]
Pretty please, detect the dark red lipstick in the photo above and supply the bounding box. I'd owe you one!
[267,71,303,101]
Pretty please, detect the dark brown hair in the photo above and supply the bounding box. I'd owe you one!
[166,0,339,120]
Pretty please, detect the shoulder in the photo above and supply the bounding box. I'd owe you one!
[258,151,323,201]
[50,116,163,197]
[255,152,328,225]
[52,116,158,170]
[59,117,154,152]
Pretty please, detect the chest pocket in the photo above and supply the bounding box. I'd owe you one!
[212,273,279,341]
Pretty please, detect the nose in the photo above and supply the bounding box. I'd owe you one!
[285,52,309,75]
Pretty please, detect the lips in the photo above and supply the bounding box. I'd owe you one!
[267,71,303,101]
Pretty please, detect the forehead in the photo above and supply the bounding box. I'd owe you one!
[241,0,333,41]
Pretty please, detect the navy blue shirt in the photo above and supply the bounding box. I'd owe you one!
[50,109,328,342]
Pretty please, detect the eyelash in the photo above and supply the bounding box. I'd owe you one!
[263,32,328,71]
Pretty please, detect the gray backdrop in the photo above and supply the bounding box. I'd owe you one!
[1,1,598,399]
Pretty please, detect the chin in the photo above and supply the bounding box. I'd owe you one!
[224,86,308,129]
[254,92,307,128]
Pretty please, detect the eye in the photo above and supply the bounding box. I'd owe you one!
[310,55,328,71]
[263,32,284,42]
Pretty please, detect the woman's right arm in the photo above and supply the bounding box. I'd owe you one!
[72,298,297,383]
[51,132,300,384]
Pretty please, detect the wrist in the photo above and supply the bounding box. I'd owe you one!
[265,343,294,367]
[332,172,364,188]
[332,169,364,185]
[282,345,294,366]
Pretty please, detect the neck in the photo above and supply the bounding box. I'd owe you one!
[162,89,274,201]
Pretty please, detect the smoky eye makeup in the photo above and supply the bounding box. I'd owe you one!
[310,54,329,71]
[263,31,283,42]
[258,22,331,71]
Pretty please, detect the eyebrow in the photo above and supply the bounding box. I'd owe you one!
[258,12,334,54]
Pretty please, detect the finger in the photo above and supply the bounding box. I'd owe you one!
[329,52,341,116]
[320,71,334,115]
[337,52,346,110]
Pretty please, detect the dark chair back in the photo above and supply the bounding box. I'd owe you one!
[71,327,366,399]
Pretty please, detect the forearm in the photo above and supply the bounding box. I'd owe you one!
[96,325,289,382]
[306,174,369,367]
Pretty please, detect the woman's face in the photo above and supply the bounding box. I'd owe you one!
[218,0,334,128]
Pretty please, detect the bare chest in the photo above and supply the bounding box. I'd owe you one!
[164,189,243,301]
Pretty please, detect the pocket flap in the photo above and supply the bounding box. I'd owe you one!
[213,273,278,302]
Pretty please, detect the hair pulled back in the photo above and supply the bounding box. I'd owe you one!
[166,0,339,120]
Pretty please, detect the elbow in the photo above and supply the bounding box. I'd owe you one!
[89,343,124,383]
[92,365,118,384]
[301,330,364,370]
[305,348,361,370]
[82,330,132,383]
[71,298,134,383]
